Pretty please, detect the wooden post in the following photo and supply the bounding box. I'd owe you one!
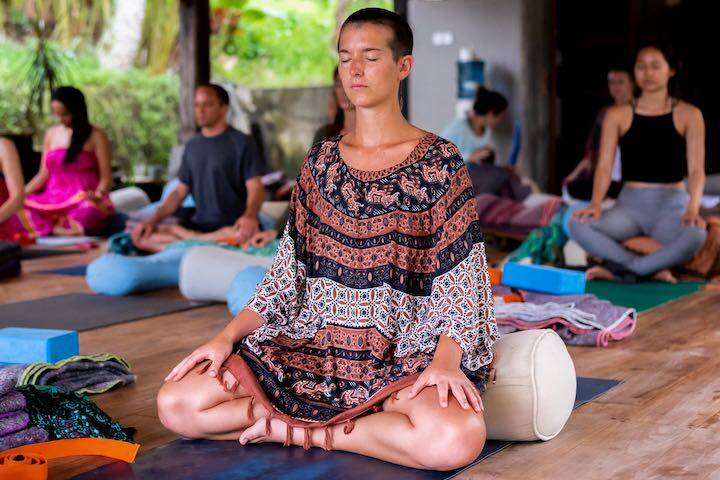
[178,0,210,143]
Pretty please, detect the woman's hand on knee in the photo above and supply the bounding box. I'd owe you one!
[407,362,484,413]
[572,205,601,222]
[164,334,235,382]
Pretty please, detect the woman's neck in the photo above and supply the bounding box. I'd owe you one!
[614,96,632,107]
[351,101,413,146]
[638,88,671,111]
[469,115,486,136]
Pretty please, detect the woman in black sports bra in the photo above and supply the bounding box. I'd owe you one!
[570,45,707,283]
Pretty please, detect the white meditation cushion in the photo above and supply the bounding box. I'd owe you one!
[260,201,290,222]
[179,246,275,302]
[482,329,576,441]
[109,186,150,213]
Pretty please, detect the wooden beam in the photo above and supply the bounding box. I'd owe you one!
[179,0,210,143]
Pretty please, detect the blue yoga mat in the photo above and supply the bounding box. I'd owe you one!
[36,265,87,276]
[73,377,621,480]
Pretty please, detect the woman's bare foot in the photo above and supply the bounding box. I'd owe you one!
[586,265,615,281]
[239,416,321,449]
[239,416,289,446]
[53,217,85,236]
[652,269,677,284]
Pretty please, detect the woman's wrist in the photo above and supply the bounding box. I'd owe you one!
[433,335,463,367]
[216,329,238,345]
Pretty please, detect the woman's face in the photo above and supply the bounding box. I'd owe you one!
[634,47,673,93]
[51,100,72,127]
[337,23,412,109]
[607,70,633,104]
[486,111,506,129]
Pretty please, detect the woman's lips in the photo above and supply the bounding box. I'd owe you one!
[351,84,367,89]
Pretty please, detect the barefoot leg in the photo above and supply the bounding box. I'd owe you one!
[652,269,678,284]
[239,385,486,471]
[134,231,183,253]
[586,265,615,281]
[196,226,236,242]
[157,362,266,439]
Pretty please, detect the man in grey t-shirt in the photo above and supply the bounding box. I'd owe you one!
[132,84,265,252]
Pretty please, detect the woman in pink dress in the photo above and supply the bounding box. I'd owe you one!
[0,136,30,240]
[24,86,114,236]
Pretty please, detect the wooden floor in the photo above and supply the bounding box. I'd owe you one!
[3,245,720,479]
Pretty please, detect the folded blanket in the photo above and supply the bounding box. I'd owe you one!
[18,353,136,395]
[475,193,563,234]
[0,365,25,396]
[0,391,26,414]
[493,287,636,346]
[18,385,134,442]
[0,426,49,451]
[0,411,29,437]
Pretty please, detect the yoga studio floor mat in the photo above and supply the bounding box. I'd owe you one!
[73,377,621,480]
[586,280,704,313]
[0,293,209,331]
[35,264,88,276]
[20,248,84,260]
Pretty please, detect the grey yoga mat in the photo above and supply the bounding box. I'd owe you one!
[0,293,210,331]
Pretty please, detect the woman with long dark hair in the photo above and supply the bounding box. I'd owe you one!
[570,45,707,283]
[312,66,357,144]
[23,86,114,236]
[157,8,497,470]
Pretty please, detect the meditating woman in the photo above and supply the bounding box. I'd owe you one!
[563,63,635,200]
[23,86,114,236]
[0,136,27,240]
[312,67,357,145]
[570,45,707,283]
[157,8,498,471]
[441,87,508,165]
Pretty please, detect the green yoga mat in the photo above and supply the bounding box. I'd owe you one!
[586,280,704,313]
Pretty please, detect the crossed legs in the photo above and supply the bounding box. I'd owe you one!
[157,362,486,471]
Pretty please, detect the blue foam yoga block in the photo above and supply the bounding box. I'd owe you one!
[502,262,586,295]
[0,327,79,364]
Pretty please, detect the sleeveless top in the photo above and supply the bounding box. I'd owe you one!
[619,99,686,183]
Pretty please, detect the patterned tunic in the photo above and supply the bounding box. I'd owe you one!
[224,132,498,427]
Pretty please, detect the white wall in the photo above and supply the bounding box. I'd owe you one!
[408,0,524,167]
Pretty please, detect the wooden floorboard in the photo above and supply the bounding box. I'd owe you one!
[1,244,719,479]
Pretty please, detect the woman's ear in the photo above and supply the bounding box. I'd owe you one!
[398,54,414,81]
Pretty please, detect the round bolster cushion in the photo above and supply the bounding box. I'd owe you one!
[86,248,187,296]
[482,329,576,441]
[179,246,274,302]
[227,266,270,315]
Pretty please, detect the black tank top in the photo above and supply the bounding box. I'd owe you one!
[619,100,686,183]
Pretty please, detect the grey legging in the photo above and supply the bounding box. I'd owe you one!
[569,187,707,276]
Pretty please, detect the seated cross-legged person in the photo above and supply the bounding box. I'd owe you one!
[570,45,707,283]
[0,136,26,240]
[132,84,265,252]
[23,86,115,237]
[157,9,498,471]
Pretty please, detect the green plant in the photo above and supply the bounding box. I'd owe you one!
[1,40,179,178]
[21,17,67,130]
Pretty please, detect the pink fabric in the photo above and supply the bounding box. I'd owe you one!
[0,177,31,240]
[24,149,114,236]
[496,314,636,347]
